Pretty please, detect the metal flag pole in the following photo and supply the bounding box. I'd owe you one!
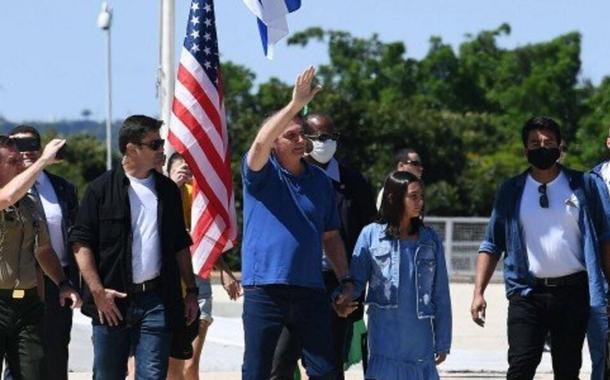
[97,2,113,170]
[159,0,176,162]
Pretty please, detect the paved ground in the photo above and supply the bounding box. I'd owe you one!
[66,282,591,379]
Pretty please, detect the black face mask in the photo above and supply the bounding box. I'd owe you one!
[527,147,560,170]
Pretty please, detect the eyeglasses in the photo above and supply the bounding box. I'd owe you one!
[137,138,165,151]
[538,184,549,208]
[304,132,340,142]
[281,130,306,142]
[404,160,422,167]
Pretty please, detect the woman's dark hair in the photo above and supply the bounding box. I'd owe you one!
[377,170,424,237]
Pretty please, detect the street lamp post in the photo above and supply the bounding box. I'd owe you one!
[97,2,113,171]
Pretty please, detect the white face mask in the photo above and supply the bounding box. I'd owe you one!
[308,139,337,164]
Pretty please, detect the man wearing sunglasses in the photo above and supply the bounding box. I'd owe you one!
[376,148,424,210]
[2,125,81,380]
[69,115,198,379]
[270,114,376,380]
[471,116,610,379]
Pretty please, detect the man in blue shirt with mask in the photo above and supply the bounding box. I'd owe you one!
[471,116,610,380]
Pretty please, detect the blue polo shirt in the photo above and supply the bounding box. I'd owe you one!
[241,154,340,289]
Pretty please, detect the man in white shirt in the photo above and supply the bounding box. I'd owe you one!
[472,116,610,379]
[7,125,80,380]
[70,115,199,379]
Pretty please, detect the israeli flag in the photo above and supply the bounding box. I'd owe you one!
[242,0,301,59]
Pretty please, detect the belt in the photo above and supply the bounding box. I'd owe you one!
[0,287,38,299]
[129,277,161,294]
[534,271,588,288]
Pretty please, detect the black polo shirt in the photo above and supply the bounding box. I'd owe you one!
[69,165,192,326]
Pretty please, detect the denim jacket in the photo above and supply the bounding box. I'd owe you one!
[479,166,610,307]
[350,223,452,351]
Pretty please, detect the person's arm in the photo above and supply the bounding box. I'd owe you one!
[334,227,371,317]
[70,184,126,325]
[471,252,500,327]
[214,254,241,300]
[432,235,451,364]
[470,183,506,327]
[36,245,81,308]
[246,66,321,171]
[323,230,349,280]
[74,242,126,325]
[176,248,198,325]
[0,139,65,210]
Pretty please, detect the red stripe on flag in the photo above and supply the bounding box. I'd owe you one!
[177,64,223,137]
[171,99,232,190]
[168,130,232,233]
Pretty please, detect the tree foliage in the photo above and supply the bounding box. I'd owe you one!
[3,24,610,269]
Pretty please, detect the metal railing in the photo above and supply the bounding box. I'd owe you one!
[426,216,503,282]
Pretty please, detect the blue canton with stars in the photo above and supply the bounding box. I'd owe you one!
[184,0,220,88]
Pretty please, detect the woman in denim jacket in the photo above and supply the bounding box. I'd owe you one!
[347,171,452,380]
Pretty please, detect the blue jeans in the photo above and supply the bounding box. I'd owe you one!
[92,291,171,380]
[242,285,336,380]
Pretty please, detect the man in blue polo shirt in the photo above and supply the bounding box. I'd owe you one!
[240,66,354,380]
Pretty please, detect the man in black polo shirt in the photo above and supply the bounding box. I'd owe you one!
[70,115,198,380]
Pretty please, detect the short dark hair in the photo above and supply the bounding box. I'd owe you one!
[394,148,418,166]
[118,115,163,154]
[0,135,16,150]
[166,152,185,174]
[9,124,41,145]
[377,171,424,237]
[521,116,561,147]
[303,114,334,134]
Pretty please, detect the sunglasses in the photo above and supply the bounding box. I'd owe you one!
[304,132,340,142]
[538,184,549,208]
[12,137,41,152]
[404,160,423,167]
[138,138,165,151]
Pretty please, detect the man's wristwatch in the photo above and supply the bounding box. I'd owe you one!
[339,276,355,286]
[185,286,198,296]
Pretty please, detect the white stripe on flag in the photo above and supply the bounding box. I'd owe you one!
[170,116,229,203]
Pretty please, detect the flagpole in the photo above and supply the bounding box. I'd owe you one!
[97,2,113,171]
[159,0,176,160]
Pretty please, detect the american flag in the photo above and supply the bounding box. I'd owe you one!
[168,0,237,278]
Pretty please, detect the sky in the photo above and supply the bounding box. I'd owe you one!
[1,0,609,123]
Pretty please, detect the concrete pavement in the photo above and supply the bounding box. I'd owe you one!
[66,282,591,379]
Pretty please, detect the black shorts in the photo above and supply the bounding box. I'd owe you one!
[169,311,200,360]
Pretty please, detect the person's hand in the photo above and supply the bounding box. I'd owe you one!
[92,288,128,326]
[40,139,66,165]
[291,66,322,109]
[184,293,199,325]
[221,270,242,300]
[434,352,448,365]
[333,283,358,317]
[332,299,358,318]
[59,284,82,309]
[470,293,487,327]
[170,162,193,187]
